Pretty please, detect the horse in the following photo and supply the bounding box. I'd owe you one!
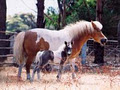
[13,20,107,80]
[31,41,73,81]
[50,41,73,81]
[31,50,54,81]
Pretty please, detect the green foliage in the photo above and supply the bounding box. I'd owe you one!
[45,0,96,29]
[7,13,36,32]
[6,0,120,38]
[46,0,120,38]
[45,15,59,29]
[66,0,96,24]
[45,7,59,29]
[102,0,120,38]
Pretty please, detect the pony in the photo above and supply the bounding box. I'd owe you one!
[31,41,73,81]
[51,41,73,81]
[14,20,107,80]
[31,50,54,81]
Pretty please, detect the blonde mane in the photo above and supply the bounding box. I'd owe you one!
[63,20,102,38]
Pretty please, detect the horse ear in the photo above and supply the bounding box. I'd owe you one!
[71,41,73,45]
[64,41,67,46]
[91,21,99,30]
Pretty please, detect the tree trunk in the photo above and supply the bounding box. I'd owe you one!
[57,0,62,29]
[62,0,66,27]
[57,0,66,28]
[93,0,104,64]
[0,0,7,61]
[118,20,120,48]
[36,0,45,28]
[83,0,91,21]
[94,42,104,64]
[0,0,6,33]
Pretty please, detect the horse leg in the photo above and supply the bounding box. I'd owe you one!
[31,65,38,82]
[57,65,63,81]
[26,56,34,80]
[57,57,66,81]
[37,67,41,80]
[70,61,76,79]
[64,58,76,79]
[18,63,24,79]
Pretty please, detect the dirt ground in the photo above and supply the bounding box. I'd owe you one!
[0,66,120,90]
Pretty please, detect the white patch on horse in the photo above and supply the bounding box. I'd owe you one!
[30,29,71,50]
[52,44,66,64]
[36,34,41,43]
[34,51,44,64]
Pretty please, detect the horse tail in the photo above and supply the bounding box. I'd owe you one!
[13,31,26,65]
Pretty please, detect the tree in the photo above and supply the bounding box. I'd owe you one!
[0,0,6,35]
[94,0,120,64]
[118,20,120,48]
[45,7,59,29]
[102,0,120,38]
[0,0,7,60]
[46,0,119,37]
[62,0,96,24]
[57,0,67,27]
[93,0,104,64]
[7,13,36,32]
[36,0,45,28]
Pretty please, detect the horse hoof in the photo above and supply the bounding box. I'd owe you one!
[72,73,76,79]
[26,78,31,81]
[56,79,61,82]
[72,76,76,79]
[17,76,22,81]
[37,80,41,83]
[30,78,34,82]
[56,77,61,82]
[56,76,61,82]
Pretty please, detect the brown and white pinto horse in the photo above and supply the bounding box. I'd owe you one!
[14,20,107,80]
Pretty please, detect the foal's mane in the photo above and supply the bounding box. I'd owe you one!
[63,20,94,38]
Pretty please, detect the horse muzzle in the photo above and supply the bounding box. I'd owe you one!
[100,38,107,46]
[67,49,72,56]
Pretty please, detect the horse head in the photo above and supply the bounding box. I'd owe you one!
[47,50,54,62]
[64,41,73,56]
[91,21,107,46]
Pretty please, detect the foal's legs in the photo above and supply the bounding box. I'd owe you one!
[70,61,76,79]
[58,58,76,80]
[57,62,76,81]
[57,65,63,81]
[68,58,76,79]
[31,65,41,82]
[37,68,41,80]
[57,57,66,81]
[31,65,38,81]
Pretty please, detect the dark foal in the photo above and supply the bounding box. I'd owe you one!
[31,50,54,81]
[56,41,73,81]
